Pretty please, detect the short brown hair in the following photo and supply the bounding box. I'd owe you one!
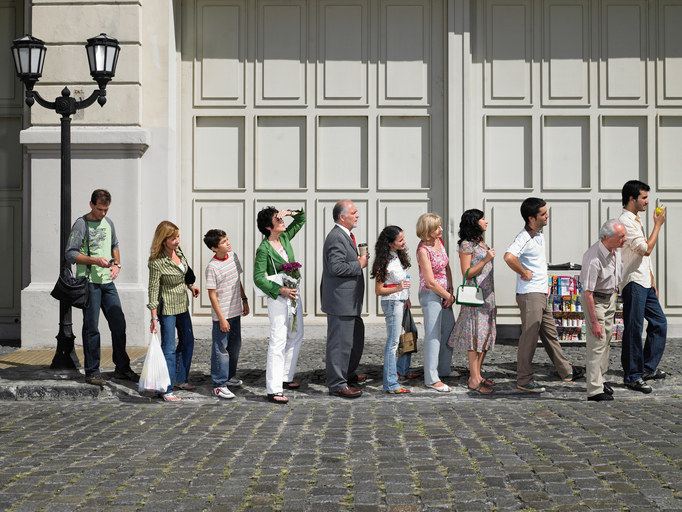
[90,189,111,205]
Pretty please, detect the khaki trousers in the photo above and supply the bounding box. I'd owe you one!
[516,293,572,385]
[581,292,616,397]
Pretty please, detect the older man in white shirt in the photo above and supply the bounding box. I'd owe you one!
[618,180,667,394]
[580,220,625,402]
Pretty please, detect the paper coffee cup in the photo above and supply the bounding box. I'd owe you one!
[358,243,368,255]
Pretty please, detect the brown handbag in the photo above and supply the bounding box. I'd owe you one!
[397,305,418,357]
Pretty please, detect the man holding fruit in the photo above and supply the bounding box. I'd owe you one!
[618,180,667,394]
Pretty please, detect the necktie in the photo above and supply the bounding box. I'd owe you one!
[350,232,357,248]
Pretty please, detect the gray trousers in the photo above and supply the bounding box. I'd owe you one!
[325,315,365,392]
[516,292,572,385]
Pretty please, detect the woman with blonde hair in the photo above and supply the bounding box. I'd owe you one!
[147,220,200,402]
[416,213,457,392]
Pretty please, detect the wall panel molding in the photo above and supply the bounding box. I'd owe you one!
[379,0,431,106]
[256,0,308,106]
[317,0,369,106]
[599,0,648,106]
[657,0,682,105]
[194,0,246,106]
[484,0,532,106]
[542,0,590,106]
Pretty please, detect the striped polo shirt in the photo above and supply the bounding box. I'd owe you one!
[205,252,244,320]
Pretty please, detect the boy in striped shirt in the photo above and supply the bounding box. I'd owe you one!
[204,229,250,399]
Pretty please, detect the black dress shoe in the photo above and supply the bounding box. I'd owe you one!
[603,382,614,395]
[625,379,652,394]
[588,392,614,402]
[348,374,368,384]
[643,369,667,381]
[329,386,362,399]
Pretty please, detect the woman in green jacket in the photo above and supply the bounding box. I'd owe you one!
[254,207,305,404]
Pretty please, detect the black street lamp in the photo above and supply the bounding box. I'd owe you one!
[12,34,120,369]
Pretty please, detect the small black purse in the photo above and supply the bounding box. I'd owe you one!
[51,216,91,309]
[180,247,196,285]
[184,265,196,285]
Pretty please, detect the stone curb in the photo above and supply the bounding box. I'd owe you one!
[2,334,678,402]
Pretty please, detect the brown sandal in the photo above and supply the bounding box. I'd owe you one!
[468,379,493,394]
[468,383,493,394]
[283,381,301,389]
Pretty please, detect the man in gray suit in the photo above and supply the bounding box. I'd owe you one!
[322,200,369,398]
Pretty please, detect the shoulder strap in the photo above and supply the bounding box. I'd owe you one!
[82,215,92,278]
[462,268,478,287]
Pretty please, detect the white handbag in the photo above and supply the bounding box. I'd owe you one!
[455,269,485,306]
[254,253,284,297]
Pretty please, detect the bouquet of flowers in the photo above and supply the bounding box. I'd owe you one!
[279,262,302,331]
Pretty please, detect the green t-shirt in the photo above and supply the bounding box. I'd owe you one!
[76,219,113,284]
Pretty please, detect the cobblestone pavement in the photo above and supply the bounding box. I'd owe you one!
[1,398,680,511]
[0,325,680,511]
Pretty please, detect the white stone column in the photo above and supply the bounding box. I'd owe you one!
[20,127,150,348]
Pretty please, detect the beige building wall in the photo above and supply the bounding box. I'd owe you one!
[7,0,682,348]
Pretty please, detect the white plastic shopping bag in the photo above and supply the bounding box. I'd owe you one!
[138,332,171,393]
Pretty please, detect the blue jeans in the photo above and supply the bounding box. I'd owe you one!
[419,289,455,385]
[158,310,194,393]
[381,300,412,391]
[211,316,242,387]
[82,282,130,376]
[621,282,667,383]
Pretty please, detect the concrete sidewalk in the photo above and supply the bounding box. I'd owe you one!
[1,324,678,403]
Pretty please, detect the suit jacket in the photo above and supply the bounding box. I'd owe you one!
[321,225,365,316]
[253,210,305,300]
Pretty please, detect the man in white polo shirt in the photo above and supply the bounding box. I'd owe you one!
[504,197,584,393]
[619,180,667,394]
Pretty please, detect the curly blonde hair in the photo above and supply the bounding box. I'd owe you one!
[149,220,179,261]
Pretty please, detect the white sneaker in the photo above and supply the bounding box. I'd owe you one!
[226,377,243,386]
[213,386,235,399]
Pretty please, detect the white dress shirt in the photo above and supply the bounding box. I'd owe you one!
[619,209,653,289]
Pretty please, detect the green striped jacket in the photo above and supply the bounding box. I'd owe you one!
[147,247,191,316]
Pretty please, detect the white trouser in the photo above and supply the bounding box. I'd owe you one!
[265,293,304,394]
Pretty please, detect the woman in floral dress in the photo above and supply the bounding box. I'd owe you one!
[448,209,496,394]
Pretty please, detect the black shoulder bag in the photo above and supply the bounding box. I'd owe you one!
[50,216,92,309]
[180,247,196,285]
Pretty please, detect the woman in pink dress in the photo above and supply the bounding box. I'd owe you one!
[416,213,457,392]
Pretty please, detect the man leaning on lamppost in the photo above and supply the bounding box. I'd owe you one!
[11,33,121,370]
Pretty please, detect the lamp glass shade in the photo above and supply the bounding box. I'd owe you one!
[85,33,120,79]
[10,35,46,79]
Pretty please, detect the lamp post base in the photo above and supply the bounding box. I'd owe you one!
[51,301,79,370]
[50,335,78,370]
